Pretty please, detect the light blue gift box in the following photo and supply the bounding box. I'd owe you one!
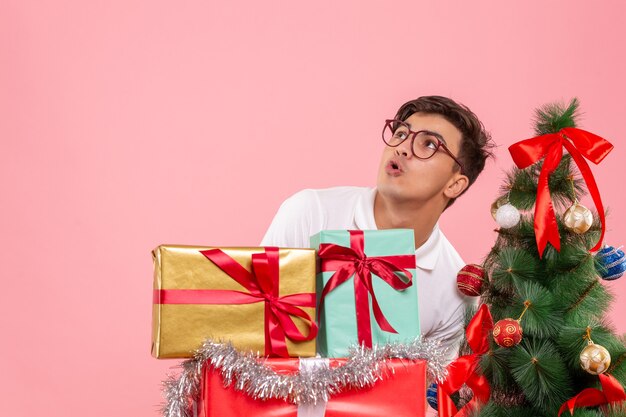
[310,229,420,357]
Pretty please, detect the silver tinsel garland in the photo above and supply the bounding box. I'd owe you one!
[162,337,448,417]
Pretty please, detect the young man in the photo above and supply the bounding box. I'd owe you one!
[261,96,493,362]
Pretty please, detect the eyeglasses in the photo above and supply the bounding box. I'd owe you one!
[382,119,465,173]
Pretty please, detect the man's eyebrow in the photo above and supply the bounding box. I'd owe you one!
[406,123,447,144]
[423,130,447,144]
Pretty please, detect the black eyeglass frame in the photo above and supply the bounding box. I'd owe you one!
[382,119,465,174]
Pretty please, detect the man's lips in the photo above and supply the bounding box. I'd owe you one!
[385,158,404,176]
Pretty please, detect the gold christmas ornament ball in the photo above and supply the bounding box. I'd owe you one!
[580,343,611,375]
[563,203,593,234]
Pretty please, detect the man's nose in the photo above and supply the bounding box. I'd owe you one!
[394,139,412,158]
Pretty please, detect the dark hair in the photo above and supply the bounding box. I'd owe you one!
[394,95,495,208]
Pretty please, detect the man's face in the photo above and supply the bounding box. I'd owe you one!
[376,112,467,207]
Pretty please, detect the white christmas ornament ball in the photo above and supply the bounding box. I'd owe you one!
[495,203,521,228]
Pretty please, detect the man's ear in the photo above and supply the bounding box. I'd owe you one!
[444,174,469,199]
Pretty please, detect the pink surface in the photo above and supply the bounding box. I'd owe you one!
[2,1,625,415]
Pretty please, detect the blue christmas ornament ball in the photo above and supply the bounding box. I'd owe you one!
[596,245,626,281]
[426,382,438,410]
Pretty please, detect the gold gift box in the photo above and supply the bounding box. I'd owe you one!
[151,245,317,359]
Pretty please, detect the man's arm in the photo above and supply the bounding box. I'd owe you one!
[260,189,322,248]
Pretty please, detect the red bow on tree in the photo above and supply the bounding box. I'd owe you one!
[438,304,493,417]
[508,127,613,257]
[559,373,626,416]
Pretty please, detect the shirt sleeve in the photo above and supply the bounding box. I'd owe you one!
[260,189,322,248]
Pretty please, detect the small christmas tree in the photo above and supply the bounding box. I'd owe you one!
[441,99,626,417]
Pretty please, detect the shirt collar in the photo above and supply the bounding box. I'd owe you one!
[355,187,442,270]
[414,223,442,270]
[354,187,378,230]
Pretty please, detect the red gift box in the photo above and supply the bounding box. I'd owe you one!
[198,357,426,417]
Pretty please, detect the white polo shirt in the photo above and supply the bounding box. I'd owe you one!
[261,186,473,363]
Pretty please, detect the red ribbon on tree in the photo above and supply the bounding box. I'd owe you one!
[437,304,493,417]
[317,230,415,348]
[153,247,318,358]
[558,373,626,416]
[508,127,613,257]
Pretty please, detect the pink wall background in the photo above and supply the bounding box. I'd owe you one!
[2,1,625,415]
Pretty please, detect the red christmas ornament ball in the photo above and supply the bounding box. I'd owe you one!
[456,264,486,296]
[493,318,523,348]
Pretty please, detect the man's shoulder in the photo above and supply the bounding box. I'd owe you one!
[261,186,373,247]
[271,186,372,226]
[436,229,465,269]
[285,186,372,208]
